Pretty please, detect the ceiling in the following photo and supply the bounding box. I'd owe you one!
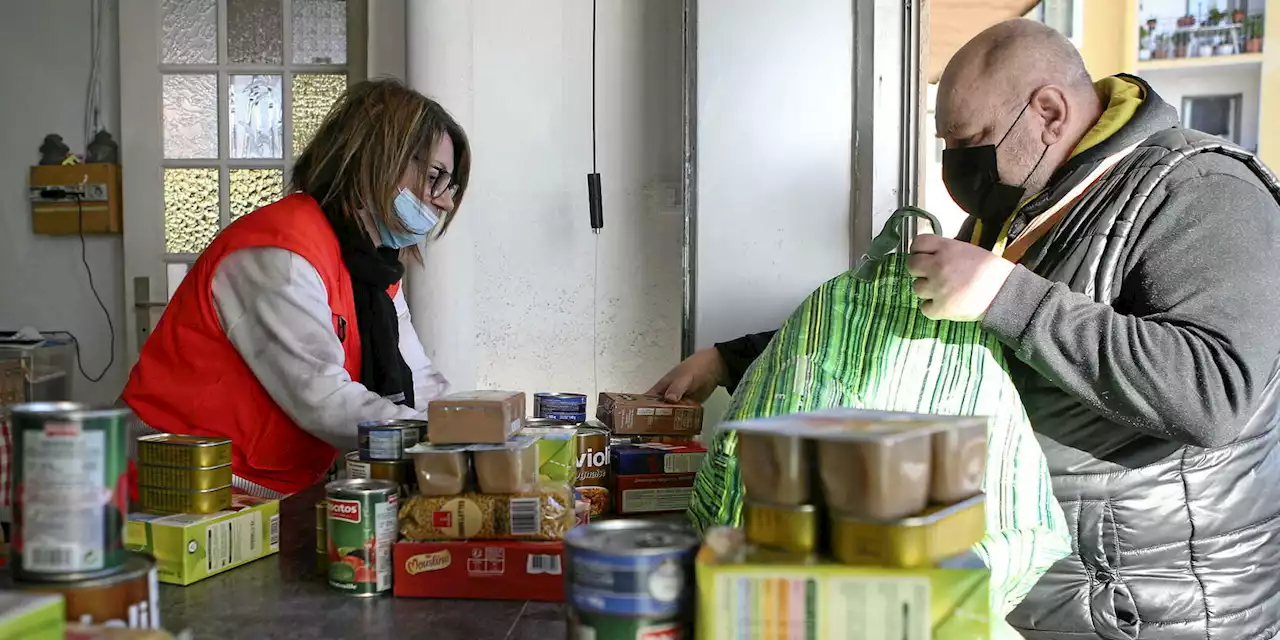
[929,0,1044,81]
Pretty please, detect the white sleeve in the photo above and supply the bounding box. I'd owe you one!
[392,287,451,409]
[211,247,423,450]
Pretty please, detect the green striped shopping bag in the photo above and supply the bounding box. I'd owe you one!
[688,207,1072,617]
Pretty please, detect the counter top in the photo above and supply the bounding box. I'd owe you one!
[159,485,567,639]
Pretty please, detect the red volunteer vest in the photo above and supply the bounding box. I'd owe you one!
[123,194,399,495]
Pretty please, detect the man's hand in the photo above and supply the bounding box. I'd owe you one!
[646,347,728,403]
[906,234,1016,322]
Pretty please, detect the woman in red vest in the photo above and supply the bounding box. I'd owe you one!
[123,79,471,497]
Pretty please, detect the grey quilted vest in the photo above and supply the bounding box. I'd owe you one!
[1004,129,1280,639]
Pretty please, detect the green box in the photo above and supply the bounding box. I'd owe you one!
[696,541,996,640]
[0,592,64,640]
[127,494,281,586]
[521,428,577,486]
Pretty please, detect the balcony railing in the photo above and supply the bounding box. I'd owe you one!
[1138,11,1266,62]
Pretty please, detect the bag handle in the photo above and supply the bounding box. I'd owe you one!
[853,206,941,281]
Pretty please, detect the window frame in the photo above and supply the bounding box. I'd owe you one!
[1182,93,1244,145]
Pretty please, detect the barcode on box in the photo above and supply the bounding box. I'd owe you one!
[509,498,541,536]
[26,545,77,572]
[526,553,562,575]
[270,514,280,551]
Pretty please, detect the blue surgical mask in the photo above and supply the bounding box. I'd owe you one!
[377,188,440,249]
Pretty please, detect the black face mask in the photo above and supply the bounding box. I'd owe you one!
[942,102,1048,226]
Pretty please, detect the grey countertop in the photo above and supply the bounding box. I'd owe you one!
[159,484,567,639]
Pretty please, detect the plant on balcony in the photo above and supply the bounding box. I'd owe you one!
[1154,34,1171,59]
[1148,17,1159,30]
[1246,15,1265,53]
[1178,14,1196,28]
[1232,9,1247,24]
[1208,8,1226,26]
[1174,31,1191,57]
[1139,26,1153,60]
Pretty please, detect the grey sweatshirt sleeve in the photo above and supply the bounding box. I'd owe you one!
[981,173,1280,449]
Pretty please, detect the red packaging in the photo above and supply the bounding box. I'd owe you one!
[613,472,697,515]
[393,540,566,601]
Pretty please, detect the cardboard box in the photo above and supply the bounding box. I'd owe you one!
[428,391,526,444]
[126,494,281,586]
[393,540,566,601]
[614,472,696,514]
[612,442,707,475]
[597,393,703,435]
[696,540,992,640]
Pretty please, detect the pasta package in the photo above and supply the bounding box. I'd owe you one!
[399,485,573,542]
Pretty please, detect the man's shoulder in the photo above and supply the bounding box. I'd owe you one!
[1134,128,1277,201]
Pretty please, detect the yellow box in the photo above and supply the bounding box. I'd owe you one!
[696,528,992,640]
[127,494,280,586]
[831,494,985,568]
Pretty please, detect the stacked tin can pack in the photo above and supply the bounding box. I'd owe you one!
[317,420,427,579]
[6,403,164,631]
[136,433,233,514]
[595,393,705,517]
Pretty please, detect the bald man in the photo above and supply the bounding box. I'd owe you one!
[656,18,1280,639]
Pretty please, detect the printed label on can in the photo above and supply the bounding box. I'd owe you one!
[327,493,397,595]
[360,426,419,460]
[568,549,693,618]
[20,421,109,573]
[347,460,371,480]
[575,428,611,517]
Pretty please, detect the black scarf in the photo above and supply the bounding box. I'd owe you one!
[322,206,414,408]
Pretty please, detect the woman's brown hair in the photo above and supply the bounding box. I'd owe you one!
[290,78,471,259]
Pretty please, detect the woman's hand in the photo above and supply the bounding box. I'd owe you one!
[646,347,729,403]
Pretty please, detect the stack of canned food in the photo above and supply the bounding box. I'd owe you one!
[5,403,168,634]
[135,434,233,514]
[316,419,427,577]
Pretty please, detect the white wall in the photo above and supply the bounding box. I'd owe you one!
[403,0,685,415]
[1145,65,1262,151]
[693,0,855,345]
[692,0,858,427]
[0,0,125,405]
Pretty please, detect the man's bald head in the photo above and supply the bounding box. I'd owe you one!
[944,19,1093,103]
[935,19,1105,213]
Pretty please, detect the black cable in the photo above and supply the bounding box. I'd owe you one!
[586,0,604,232]
[591,0,598,173]
[68,195,116,383]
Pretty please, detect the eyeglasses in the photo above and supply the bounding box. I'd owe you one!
[427,170,458,199]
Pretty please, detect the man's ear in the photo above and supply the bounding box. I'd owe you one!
[1031,86,1070,146]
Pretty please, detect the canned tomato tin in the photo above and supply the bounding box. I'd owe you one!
[136,462,232,491]
[137,485,232,514]
[136,433,232,468]
[534,393,588,422]
[316,500,329,574]
[744,501,818,554]
[9,402,131,581]
[20,552,160,628]
[568,607,688,640]
[575,427,611,518]
[565,520,700,618]
[325,479,398,596]
[344,451,417,497]
[357,419,427,461]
